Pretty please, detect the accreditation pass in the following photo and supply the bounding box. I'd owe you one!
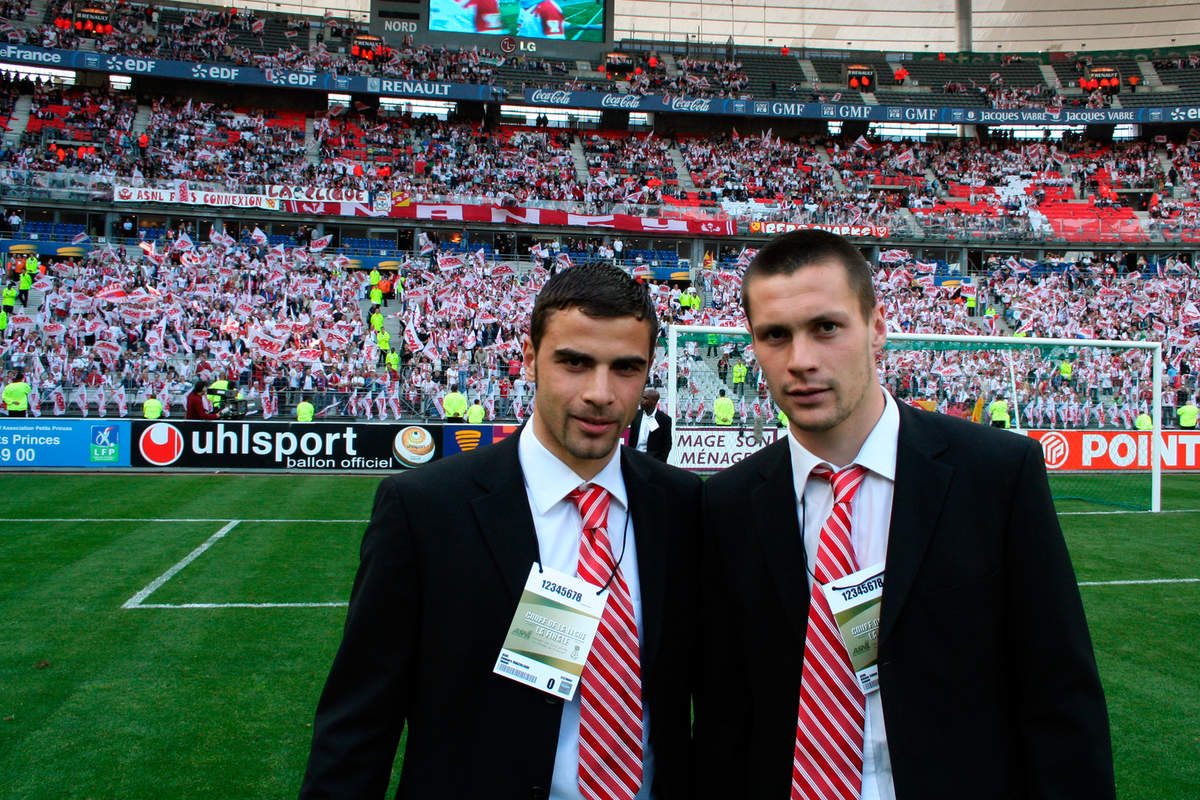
[824,563,885,694]
[493,565,608,701]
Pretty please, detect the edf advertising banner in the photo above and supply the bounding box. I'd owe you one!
[0,418,130,468]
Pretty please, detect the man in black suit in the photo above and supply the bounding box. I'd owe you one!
[695,230,1112,800]
[629,388,673,463]
[301,262,702,799]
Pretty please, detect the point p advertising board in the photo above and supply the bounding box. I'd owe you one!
[1027,429,1200,470]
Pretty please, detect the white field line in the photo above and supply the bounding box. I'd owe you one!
[5,517,368,523]
[134,601,348,609]
[1059,509,1200,516]
[121,520,240,609]
[1078,578,1200,587]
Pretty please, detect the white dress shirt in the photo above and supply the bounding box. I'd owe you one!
[787,387,899,800]
[635,409,656,452]
[518,422,655,800]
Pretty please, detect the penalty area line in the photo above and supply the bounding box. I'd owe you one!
[121,520,240,609]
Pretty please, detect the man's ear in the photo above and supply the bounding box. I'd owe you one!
[521,334,536,383]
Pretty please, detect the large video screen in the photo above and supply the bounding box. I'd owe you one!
[428,0,606,42]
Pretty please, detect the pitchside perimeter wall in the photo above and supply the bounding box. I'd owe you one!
[4,418,1199,476]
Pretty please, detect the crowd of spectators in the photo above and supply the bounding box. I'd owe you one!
[4,77,1200,237]
[4,234,1198,425]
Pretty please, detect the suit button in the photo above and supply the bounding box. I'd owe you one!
[530,787,548,799]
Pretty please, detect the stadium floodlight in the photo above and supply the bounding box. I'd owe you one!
[668,324,1164,512]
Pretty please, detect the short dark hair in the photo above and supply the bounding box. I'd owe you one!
[529,262,657,352]
[741,229,876,322]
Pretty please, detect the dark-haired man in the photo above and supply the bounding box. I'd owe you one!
[695,229,1112,800]
[629,388,672,463]
[301,263,702,799]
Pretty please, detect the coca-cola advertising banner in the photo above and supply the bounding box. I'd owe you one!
[1028,429,1200,471]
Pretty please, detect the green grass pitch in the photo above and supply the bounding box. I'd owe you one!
[497,0,605,42]
[0,473,1197,798]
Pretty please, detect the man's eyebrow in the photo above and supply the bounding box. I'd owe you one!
[552,347,595,363]
[613,355,649,369]
[552,347,647,368]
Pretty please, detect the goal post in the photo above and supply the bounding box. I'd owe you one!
[666,324,1164,512]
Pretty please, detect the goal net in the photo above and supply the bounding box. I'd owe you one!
[666,324,1164,512]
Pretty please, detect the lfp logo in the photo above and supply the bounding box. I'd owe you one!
[90,425,119,463]
[1039,431,1070,470]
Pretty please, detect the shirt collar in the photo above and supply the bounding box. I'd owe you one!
[519,419,627,515]
[788,387,899,496]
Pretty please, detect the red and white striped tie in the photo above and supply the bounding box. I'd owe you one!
[792,464,869,800]
[567,484,643,800]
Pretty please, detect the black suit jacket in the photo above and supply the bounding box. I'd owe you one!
[300,431,703,799]
[695,401,1113,800]
[629,409,673,463]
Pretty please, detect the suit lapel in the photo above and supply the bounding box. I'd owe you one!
[880,404,953,645]
[470,432,541,604]
[752,440,811,643]
[623,449,669,684]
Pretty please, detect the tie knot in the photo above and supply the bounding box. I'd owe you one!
[567,484,610,532]
[811,463,868,505]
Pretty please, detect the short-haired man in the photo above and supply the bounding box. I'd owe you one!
[302,263,702,799]
[695,229,1112,800]
[629,388,672,463]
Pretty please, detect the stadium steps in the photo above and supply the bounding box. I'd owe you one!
[1137,61,1164,88]
[815,145,848,192]
[20,0,46,28]
[799,59,820,84]
[569,138,590,183]
[304,118,319,164]
[132,104,153,137]
[1135,211,1163,242]
[1109,95,1124,109]
[668,145,697,192]
[1038,64,1059,87]
[899,208,924,239]
[859,91,878,105]
[2,96,31,149]
[660,53,679,77]
[924,167,947,197]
